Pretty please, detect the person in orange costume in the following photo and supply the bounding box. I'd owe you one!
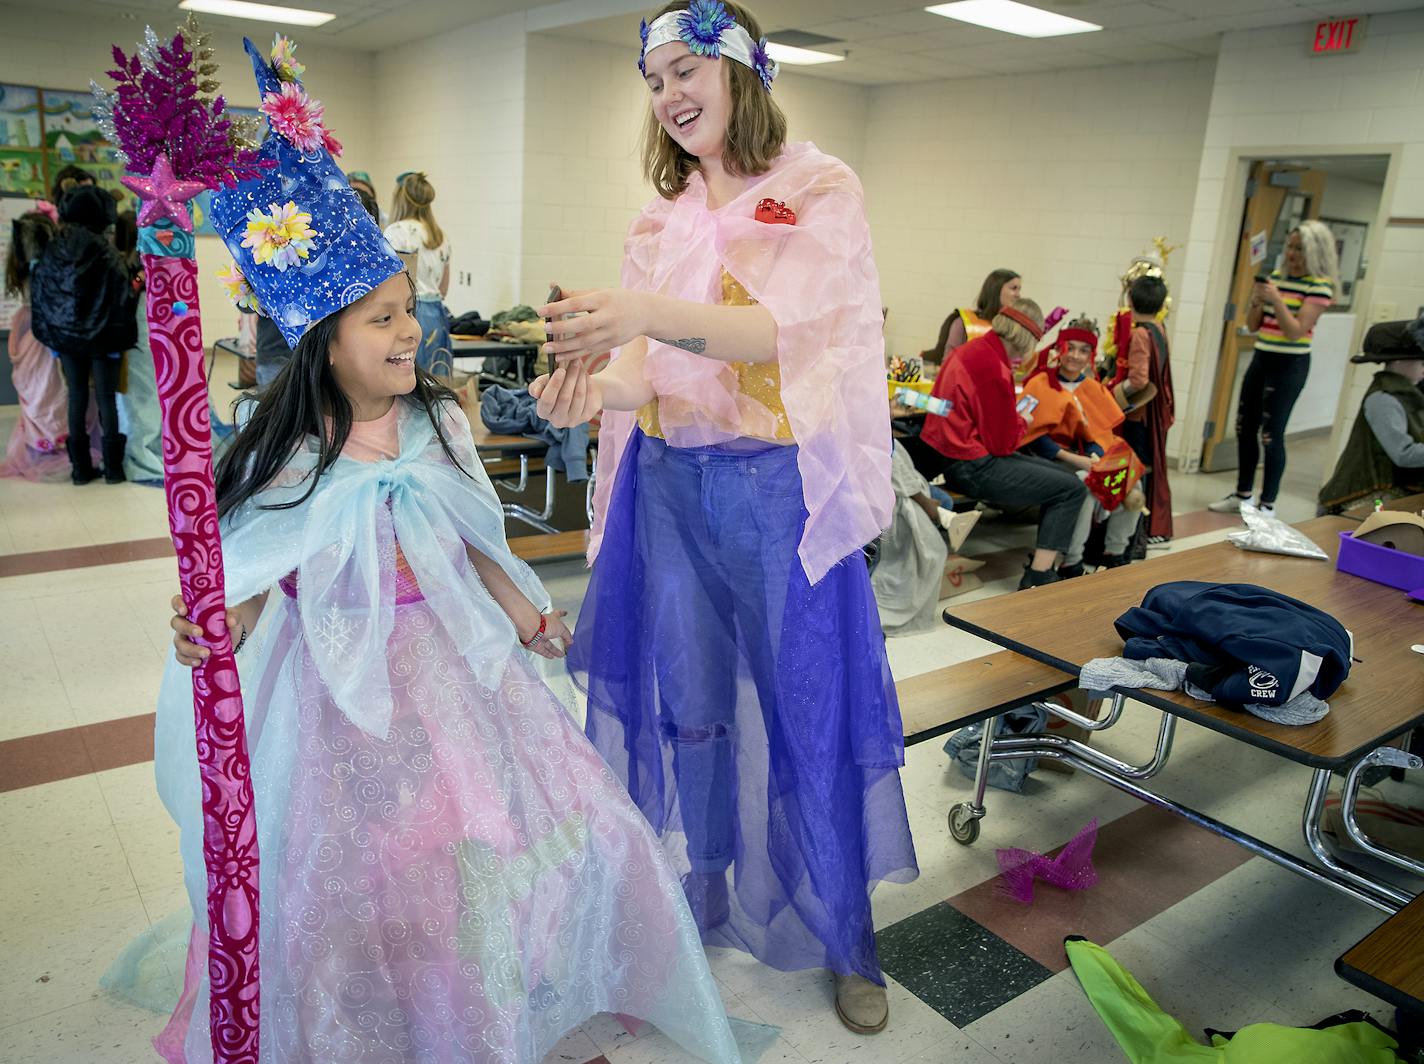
[1021,316,1143,574]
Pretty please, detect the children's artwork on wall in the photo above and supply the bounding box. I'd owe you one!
[40,88,128,204]
[0,83,142,205]
[0,85,46,196]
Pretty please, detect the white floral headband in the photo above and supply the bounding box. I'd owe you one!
[639,1,777,91]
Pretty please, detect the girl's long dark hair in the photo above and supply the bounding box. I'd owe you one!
[5,212,56,297]
[214,286,469,521]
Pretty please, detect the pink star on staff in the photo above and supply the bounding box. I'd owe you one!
[121,153,208,232]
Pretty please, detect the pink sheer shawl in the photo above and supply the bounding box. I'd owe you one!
[589,142,892,585]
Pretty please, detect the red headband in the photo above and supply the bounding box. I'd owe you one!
[998,306,1044,340]
[1058,327,1099,353]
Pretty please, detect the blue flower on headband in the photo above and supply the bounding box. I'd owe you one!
[638,18,649,75]
[679,0,736,58]
[751,35,774,90]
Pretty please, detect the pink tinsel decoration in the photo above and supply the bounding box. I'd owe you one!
[106,31,269,187]
[996,819,1099,904]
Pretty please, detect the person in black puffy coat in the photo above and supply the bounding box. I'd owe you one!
[29,184,138,484]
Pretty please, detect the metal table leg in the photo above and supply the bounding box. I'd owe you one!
[501,460,559,534]
[1338,746,1424,878]
[949,715,998,845]
[962,723,1409,913]
[1303,766,1414,910]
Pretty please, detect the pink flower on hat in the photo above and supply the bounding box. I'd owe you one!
[259,82,327,154]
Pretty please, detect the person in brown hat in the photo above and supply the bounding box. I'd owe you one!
[1318,314,1424,512]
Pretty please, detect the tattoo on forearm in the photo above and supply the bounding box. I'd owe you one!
[656,337,707,354]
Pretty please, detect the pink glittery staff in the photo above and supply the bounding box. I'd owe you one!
[96,19,271,1062]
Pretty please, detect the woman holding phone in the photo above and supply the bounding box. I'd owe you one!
[1209,220,1337,516]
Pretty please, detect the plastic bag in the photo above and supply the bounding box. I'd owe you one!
[1226,506,1328,560]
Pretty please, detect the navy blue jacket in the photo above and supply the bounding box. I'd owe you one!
[1114,581,1352,707]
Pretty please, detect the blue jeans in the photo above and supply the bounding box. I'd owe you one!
[637,437,803,872]
[414,297,451,374]
[1235,351,1311,504]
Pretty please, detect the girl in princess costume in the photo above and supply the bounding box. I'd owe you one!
[531,0,918,1035]
[158,36,740,1063]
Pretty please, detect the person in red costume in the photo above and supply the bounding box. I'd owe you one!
[915,297,1088,589]
[1108,275,1175,543]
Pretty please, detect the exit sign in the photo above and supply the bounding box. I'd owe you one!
[1311,15,1366,54]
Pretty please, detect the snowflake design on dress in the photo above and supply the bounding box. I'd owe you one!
[314,604,354,662]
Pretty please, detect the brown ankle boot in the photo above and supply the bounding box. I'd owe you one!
[833,972,888,1034]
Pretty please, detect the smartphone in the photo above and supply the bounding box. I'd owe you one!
[1015,395,1039,417]
[1253,274,1270,284]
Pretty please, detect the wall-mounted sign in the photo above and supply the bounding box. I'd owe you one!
[1311,16,1366,54]
[1249,230,1268,266]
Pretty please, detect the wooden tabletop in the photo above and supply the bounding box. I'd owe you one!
[943,517,1424,768]
[1336,894,1424,1015]
[1343,493,1424,521]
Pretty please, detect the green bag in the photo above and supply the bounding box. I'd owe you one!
[1065,936,1403,1064]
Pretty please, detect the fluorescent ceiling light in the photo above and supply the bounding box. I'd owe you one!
[178,0,336,27]
[925,0,1101,37]
[765,42,845,65]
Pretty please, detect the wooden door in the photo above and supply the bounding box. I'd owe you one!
[1200,163,1327,471]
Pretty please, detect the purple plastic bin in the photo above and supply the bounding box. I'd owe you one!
[1335,530,1424,592]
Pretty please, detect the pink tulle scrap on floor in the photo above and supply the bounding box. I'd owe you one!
[996,819,1099,904]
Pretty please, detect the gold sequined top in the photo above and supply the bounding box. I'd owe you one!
[637,270,794,443]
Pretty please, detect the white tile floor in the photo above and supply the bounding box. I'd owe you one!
[0,389,1418,1064]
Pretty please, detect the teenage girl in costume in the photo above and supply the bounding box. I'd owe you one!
[530,0,917,1035]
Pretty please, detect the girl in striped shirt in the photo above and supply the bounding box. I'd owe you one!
[1209,219,1337,516]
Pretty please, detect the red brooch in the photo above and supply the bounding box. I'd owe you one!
[755,198,796,225]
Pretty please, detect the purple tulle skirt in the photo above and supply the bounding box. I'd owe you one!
[570,430,918,984]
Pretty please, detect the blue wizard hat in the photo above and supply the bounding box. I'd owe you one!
[210,37,401,348]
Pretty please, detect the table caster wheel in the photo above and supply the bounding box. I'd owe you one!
[948,802,980,845]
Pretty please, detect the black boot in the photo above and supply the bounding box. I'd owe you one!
[1099,552,1130,569]
[102,433,127,484]
[1018,565,1062,590]
[67,436,99,485]
[1058,562,1086,579]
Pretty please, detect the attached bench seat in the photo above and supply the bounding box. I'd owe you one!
[898,651,1077,747]
[508,530,587,563]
